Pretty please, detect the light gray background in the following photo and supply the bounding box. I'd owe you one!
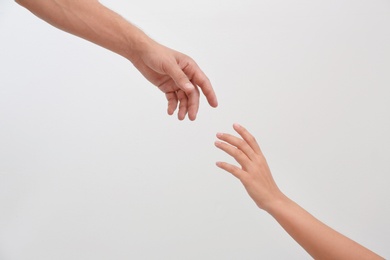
[0,0,389,259]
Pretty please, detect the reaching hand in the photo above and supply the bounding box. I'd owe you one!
[215,124,384,259]
[15,0,217,121]
[215,123,283,210]
[131,39,218,120]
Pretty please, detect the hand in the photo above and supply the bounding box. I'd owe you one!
[14,0,217,121]
[215,123,284,210]
[131,39,218,120]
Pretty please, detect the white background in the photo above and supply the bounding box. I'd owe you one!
[1,0,389,259]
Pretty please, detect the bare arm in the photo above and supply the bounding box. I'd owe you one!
[16,0,218,120]
[215,124,383,260]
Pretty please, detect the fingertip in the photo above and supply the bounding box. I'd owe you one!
[189,113,196,121]
[167,108,174,115]
[178,110,185,120]
[166,93,178,116]
[212,98,219,108]
[216,132,223,138]
[187,106,198,121]
[209,98,218,107]
[207,97,218,108]
[233,123,242,130]
[197,78,218,108]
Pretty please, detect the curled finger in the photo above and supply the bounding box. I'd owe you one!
[166,92,178,115]
[186,81,200,121]
[176,90,188,120]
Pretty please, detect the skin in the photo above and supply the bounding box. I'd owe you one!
[215,124,384,260]
[15,0,218,120]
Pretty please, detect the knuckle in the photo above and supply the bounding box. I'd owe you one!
[232,148,244,158]
[196,75,208,86]
[247,135,256,144]
[254,156,265,166]
[177,90,186,99]
[238,139,246,147]
[240,174,250,184]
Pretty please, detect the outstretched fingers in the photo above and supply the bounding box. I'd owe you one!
[214,139,251,167]
[215,124,264,179]
[216,132,257,161]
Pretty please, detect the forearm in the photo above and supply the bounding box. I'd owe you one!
[266,195,383,260]
[15,0,149,61]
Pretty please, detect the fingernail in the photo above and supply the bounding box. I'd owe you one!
[214,141,221,146]
[233,123,241,129]
[216,132,223,138]
[184,83,193,91]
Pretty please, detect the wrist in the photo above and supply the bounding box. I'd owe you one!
[123,27,153,62]
[262,192,291,215]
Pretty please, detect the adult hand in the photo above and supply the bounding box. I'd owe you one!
[214,123,283,210]
[131,39,218,120]
[16,0,217,121]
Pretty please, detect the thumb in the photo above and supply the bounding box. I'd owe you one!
[165,62,193,92]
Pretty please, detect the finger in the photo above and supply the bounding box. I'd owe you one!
[216,132,257,161]
[187,63,218,108]
[233,124,262,155]
[216,161,245,180]
[165,63,200,121]
[166,92,178,115]
[165,60,193,92]
[176,90,188,120]
[187,80,200,121]
[214,140,251,167]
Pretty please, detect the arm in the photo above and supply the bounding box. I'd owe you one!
[15,0,218,120]
[215,123,383,260]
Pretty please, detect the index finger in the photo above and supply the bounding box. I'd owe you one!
[233,124,262,155]
[183,61,218,108]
